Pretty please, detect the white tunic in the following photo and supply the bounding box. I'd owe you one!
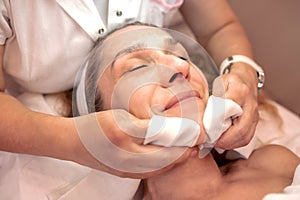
[0,0,183,199]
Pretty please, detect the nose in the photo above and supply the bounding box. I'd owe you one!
[159,53,190,79]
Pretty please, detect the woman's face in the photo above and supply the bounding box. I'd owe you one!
[97,25,209,125]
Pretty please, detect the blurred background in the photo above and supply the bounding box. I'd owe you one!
[228,0,300,116]
[167,0,300,116]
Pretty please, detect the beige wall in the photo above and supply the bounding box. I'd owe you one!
[228,0,300,116]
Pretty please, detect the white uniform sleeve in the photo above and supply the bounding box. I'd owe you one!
[0,0,12,45]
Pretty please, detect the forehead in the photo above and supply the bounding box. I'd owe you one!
[105,25,175,49]
[99,26,183,64]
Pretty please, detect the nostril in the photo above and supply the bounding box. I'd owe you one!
[169,72,183,83]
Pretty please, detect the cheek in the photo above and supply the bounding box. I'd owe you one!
[127,85,158,119]
[190,68,209,100]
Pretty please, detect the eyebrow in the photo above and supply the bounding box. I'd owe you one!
[112,43,147,67]
[111,37,180,68]
[115,37,179,58]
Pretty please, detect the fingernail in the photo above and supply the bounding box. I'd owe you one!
[190,148,198,157]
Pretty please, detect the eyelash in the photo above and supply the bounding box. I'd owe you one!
[126,56,188,73]
[178,56,188,61]
[128,64,148,72]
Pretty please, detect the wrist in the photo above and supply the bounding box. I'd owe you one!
[231,62,257,83]
[67,115,110,172]
[219,55,265,91]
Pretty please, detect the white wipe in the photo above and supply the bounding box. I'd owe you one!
[143,115,200,147]
[198,95,243,158]
[143,96,243,158]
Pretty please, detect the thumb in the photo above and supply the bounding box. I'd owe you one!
[212,76,226,98]
[111,109,150,142]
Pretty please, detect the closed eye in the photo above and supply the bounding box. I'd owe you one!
[178,56,188,61]
[128,64,148,72]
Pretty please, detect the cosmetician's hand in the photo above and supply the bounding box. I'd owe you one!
[213,63,259,150]
[72,109,197,179]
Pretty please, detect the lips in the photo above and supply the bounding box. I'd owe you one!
[164,90,201,110]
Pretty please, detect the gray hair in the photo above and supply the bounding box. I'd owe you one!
[73,22,149,116]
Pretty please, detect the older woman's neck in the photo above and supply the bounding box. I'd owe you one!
[144,153,223,200]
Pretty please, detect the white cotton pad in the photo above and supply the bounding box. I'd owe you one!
[198,95,243,158]
[143,96,243,159]
[143,115,200,147]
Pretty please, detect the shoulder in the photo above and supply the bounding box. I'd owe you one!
[248,144,300,177]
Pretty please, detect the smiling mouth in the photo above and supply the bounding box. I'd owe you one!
[165,90,201,110]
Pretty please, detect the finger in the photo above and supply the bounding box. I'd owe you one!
[218,119,257,150]
[113,148,191,179]
[136,143,193,164]
[111,109,150,142]
[122,145,194,179]
[75,113,179,175]
[215,100,258,149]
[215,111,257,149]
[212,76,226,97]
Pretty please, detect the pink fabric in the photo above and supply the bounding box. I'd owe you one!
[151,0,184,10]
